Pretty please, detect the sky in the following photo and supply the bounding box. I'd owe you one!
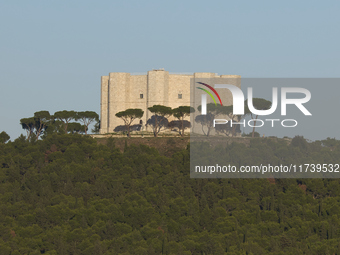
[0,0,339,141]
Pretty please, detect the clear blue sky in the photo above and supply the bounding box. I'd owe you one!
[1,0,339,140]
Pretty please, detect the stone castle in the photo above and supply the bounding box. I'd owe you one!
[99,69,240,134]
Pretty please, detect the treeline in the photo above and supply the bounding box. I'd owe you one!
[195,99,271,138]
[115,105,194,137]
[20,110,99,141]
[115,98,271,138]
[1,134,340,254]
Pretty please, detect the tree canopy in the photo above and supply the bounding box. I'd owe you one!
[53,110,77,133]
[195,113,215,136]
[20,110,99,140]
[172,106,195,136]
[34,110,51,139]
[147,105,172,137]
[20,110,52,141]
[247,98,272,137]
[20,117,36,140]
[195,103,229,136]
[0,131,10,143]
[76,111,99,135]
[0,134,339,254]
[115,109,144,137]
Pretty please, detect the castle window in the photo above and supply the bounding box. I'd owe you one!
[140,94,143,99]
[178,94,182,99]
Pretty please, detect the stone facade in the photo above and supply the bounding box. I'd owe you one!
[100,69,240,134]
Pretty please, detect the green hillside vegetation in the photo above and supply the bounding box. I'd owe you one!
[1,134,340,254]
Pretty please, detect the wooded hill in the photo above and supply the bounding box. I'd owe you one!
[1,134,340,254]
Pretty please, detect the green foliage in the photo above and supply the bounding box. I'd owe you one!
[20,111,52,141]
[20,117,36,140]
[197,103,226,116]
[243,132,260,138]
[53,110,77,133]
[195,113,214,136]
[147,105,172,137]
[67,122,85,134]
[21,110,99,139]
[172,106,195,119]
[0,135,340,254]
[92,120,100,134]
[248,98,272,113]
[115,109,144,137]
[148,105,172,116]
[247,98,272,137]
[34,110,52,138]
[291,135,308,150]
[76,111,99,135]
[196,103,244,137]
[0,131,10,143]
[172,106,195,136]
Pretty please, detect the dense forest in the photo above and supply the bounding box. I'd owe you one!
[1,134,340,254]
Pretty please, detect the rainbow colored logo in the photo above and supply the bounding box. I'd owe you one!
[196,82,223,106]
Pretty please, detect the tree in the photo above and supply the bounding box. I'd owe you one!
[20,117,35,140]
[92,120,100,134]
[20,111,52,141]
[220,103,249,137]
[197,103,226,118]
[53,110,77,133]
[214,119,233,136]
[146,115,168,135]
[247,98,272,137]
[0,131,10,143]
[34,110,51,139]
[172,106,195,136]
[115,109,144,137]
[196,103,226,136]
[194,113,214,136]
[76,111,99,135]
[42,119,64,138]
[67,122,85,134]
[168,120,191,134]
[147,105,172,137]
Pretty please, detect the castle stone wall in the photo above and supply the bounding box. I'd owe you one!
[99,70,241,134]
